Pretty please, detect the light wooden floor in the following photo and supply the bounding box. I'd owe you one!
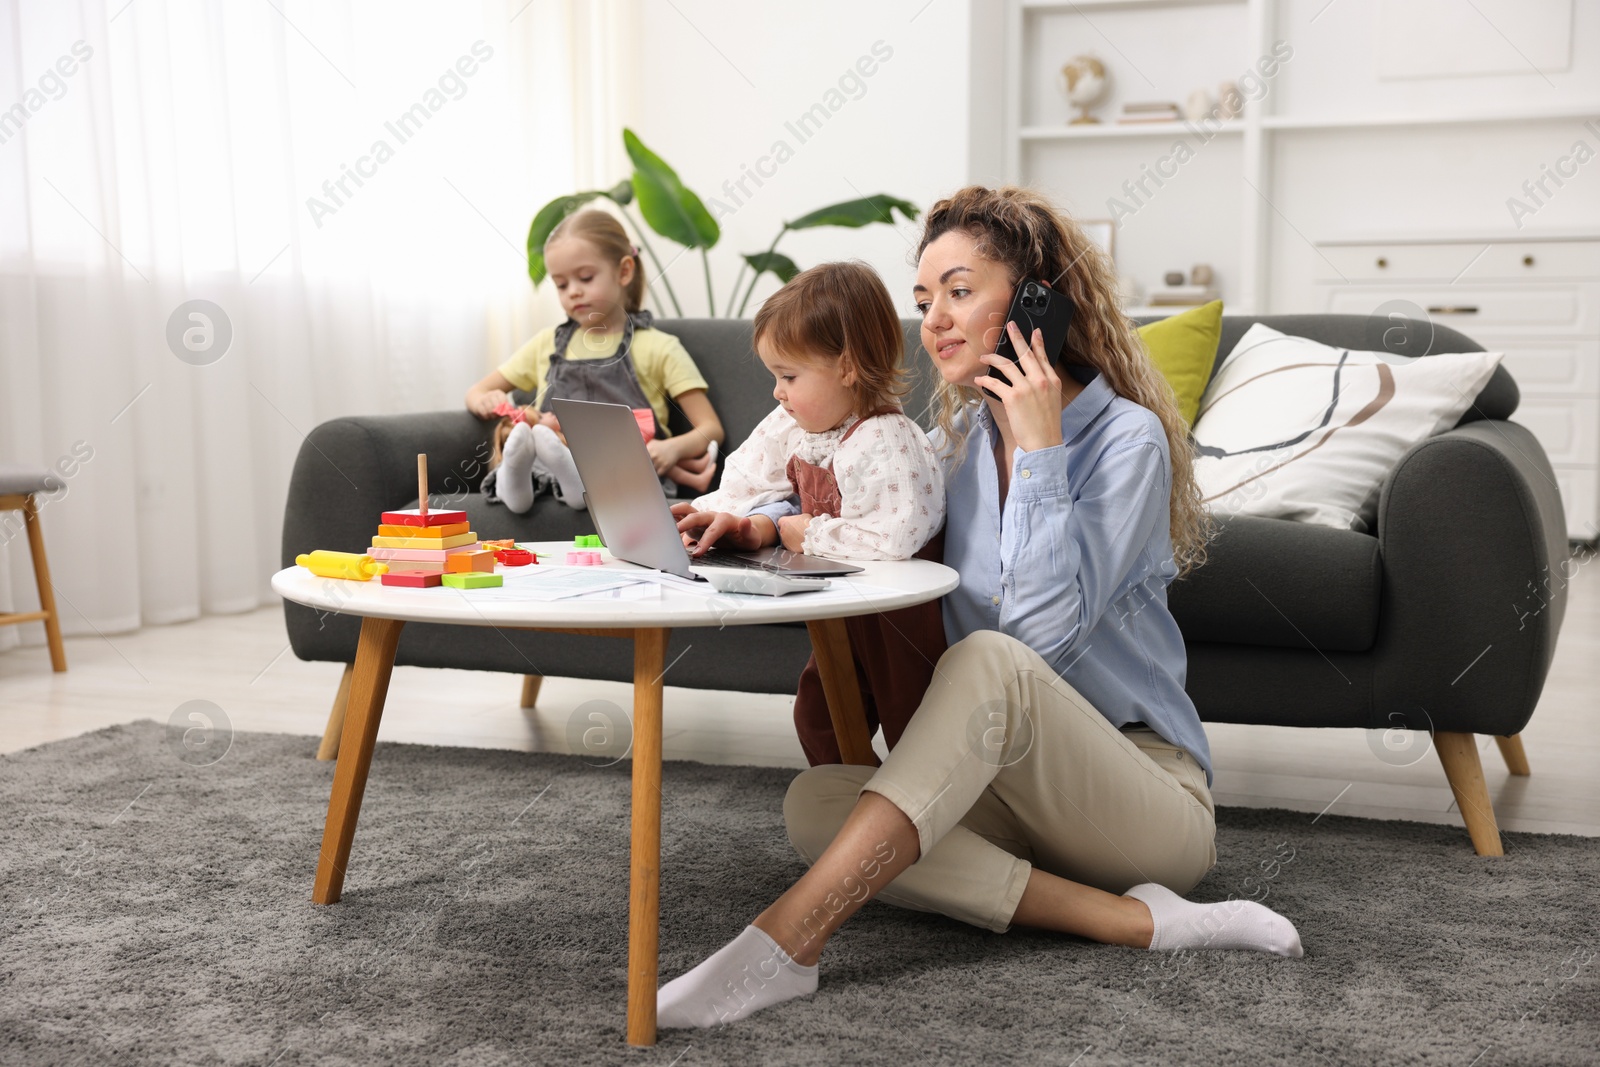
[3,552,1597,838]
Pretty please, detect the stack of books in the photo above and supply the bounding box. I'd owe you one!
[1146,284,1221,307]
[1116,101,1181,125]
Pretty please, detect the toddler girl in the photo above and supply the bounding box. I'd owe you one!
[673,260,944,560]
[466,209,724,512]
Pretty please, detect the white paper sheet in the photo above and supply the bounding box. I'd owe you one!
[461,566,650,602]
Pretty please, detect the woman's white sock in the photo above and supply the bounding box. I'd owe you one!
[657,925,818,1029]
[530,423,587,510]
[1124,882,1304,957]
[496,423,537,514]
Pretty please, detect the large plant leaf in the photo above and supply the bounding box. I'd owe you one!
[741,251,800,286]
[786,195,919,230]
[525,180,635,283]
[603,177,634,207]
[623,128,719,250]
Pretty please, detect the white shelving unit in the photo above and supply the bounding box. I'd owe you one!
[1000,0,1600,314]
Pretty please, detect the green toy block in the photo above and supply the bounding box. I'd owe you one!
[441,572,503,589]
[574,534,604,548]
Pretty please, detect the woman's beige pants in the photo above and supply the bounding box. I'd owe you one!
[783,630,1217,933]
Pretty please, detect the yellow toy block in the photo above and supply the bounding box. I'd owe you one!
[376,521,470,539]
[371,532,477,550]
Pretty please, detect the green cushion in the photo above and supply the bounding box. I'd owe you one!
[1137,300,1223,429]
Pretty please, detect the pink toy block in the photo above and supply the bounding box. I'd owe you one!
[368,544,481,562]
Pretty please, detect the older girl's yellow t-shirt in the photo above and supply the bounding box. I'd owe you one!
[497,325,708,433]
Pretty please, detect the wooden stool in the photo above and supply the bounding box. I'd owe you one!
[0,467,67,671]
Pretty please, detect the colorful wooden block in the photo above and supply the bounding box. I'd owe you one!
[381,508,468,528]
[377,521,470,539]
[574,534,603,548]
[494,548,534,566]
[371,532,477,550]
[565,551,603,566]
[382,559,450,573]
[444,550,496,574]
[368,545,480,562]
[380,569,443,588]
[478,538,516,551]
[441,572,503,589]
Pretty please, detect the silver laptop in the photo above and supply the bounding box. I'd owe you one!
[552,398,864,580]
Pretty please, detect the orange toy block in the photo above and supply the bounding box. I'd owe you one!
[377,521,470,539]
[444,551,496,574]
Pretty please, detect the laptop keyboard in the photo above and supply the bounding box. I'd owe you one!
[691,548,782,571]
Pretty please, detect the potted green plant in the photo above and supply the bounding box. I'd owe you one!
[527,128,919,317]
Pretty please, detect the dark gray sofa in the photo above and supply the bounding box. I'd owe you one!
[281,315,1571,854]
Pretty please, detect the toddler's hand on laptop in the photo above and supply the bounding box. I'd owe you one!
[777,514,811,554]
[674,507,772,556]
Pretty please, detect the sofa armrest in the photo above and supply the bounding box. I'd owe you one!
[1372,419,1571,737]
[279,410,493,567]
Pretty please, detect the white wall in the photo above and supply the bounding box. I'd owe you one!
[627,0,988,321]
[998,0,1600,313]
[1263,0,1600,313]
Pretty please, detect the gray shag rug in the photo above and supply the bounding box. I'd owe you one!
[2,720,1597,1066]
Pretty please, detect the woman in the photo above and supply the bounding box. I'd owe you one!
[657,186,1303,1030]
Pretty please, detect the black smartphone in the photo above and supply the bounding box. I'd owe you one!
[988,279,1075,385]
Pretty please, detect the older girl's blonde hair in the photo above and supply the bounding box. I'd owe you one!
[915,184,1214,577]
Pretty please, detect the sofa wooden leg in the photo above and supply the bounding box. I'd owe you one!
[317,664,355,761]
[1494,733,1531,776]
[1434,731,1504,856]
[520,674,543,709]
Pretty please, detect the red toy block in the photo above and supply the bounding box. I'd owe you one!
[494,548,534,566]
[381,569,443,588]
[381,508,467,528]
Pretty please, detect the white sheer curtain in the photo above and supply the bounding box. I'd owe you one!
[1,0,634,645]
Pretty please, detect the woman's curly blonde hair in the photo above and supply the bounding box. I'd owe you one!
[915,184,1214,578]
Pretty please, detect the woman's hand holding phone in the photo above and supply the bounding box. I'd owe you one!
[978,321,1066,453]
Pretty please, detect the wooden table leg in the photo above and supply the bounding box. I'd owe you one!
[316,664,355,762]
[806,618,880,768]
[627,627,667,1047]
[313,616,405,904]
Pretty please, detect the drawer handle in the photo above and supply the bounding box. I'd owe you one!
[1426,305,1479,315]
[1523,255,1535,267]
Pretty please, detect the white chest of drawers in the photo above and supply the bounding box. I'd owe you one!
[1312,234,1600,543]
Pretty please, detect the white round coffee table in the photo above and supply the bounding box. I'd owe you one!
[272,543,957,1046]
